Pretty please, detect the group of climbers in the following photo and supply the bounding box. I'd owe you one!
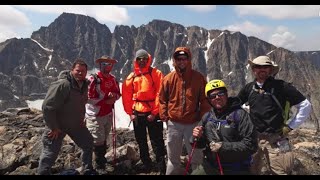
[38,46,312,175]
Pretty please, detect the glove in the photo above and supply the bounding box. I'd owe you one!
[209,141,222,152]
[162,116,170,122]
[147,114,155,122]
[282,125,292,136]
[130,114,137,121]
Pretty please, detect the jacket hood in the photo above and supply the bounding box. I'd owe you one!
[133,53,152,75]
[57,70,86,90]
[58,70,71,80]
[173,47,192,75]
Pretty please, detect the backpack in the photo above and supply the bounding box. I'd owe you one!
[90,73,101,84]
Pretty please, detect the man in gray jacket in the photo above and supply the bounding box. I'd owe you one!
[38,59,94,175]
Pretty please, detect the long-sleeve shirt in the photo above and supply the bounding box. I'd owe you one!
[85,72,120,117]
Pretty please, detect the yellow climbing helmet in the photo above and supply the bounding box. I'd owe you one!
[205,79,227,97]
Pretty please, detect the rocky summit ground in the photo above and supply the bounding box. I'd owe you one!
[1,108,320,175]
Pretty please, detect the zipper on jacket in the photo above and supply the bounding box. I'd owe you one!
[182,80,186,113]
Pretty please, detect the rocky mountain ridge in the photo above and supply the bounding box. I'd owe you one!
[0,12,319,129]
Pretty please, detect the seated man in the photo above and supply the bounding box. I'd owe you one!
[191,79,258,175]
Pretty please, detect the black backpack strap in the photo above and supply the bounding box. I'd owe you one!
[249,84,284,113]
[269,88,284,113]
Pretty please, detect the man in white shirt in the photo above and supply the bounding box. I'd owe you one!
[237,56,312,175]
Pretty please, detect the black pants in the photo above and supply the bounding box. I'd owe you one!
[191,158,251,175]
[133,113,166,164]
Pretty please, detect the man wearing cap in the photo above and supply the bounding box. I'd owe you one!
[237,56,312,175]
[85,55,121,170]
[122,49,166,174]
[159,47,211,175]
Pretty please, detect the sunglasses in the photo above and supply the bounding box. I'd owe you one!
[101,62,113,66]
[208,91,226,99]
[136,57,148,62]
[253,65,271,69]
[175,57,189,61]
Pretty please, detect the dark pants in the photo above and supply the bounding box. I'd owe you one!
[38,127,94,175]
[191,158,251,175]
[133,113,166,165]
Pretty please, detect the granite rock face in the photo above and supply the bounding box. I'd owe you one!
[0,108,319,175]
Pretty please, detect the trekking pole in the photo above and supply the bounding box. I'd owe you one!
[216,152,223,175]
[211,128,224,175]
[184,139,197,175]
[112,107,116,167]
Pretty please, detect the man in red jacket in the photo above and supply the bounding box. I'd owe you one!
[85,55,121,170]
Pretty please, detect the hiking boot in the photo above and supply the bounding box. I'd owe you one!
[95,158,107,169]
[141,164,152,173]
[93,145,107,169]
[136,161,152,173]
[59,169,80,175]
[156,157,166,175]
[82,168,98,175]
[37,167,51,175]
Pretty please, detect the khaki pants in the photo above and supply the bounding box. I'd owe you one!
[86,113,113,145]
[166,120,203,175]
[251,133,294,175]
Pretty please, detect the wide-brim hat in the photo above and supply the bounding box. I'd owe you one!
[95,55,118,64]
[248,56,280,76]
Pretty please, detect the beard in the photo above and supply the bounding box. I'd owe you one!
[257,71,270,80]
[178,67,186,73]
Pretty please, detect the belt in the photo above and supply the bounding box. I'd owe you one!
[134,111,151,116]
[136,113,149,116]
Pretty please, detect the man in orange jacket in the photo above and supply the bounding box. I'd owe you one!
[159,47,211,175]
[122,49,166,174]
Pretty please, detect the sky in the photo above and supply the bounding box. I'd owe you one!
[0,5,320,51]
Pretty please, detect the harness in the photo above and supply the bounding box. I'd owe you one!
[204,109,253,170]
[90,73,119,102]
[130,67,155,110]
[131,67,154,87]
[204,109,241,132]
